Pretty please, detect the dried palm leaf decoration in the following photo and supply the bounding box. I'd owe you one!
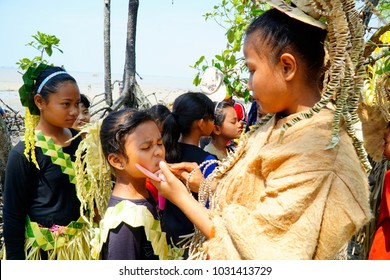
[257,0,372,173]
[186,0,376,259]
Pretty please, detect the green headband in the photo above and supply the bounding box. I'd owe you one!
[18,63,49,115]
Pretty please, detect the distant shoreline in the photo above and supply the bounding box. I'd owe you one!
[0,67,197,90]
[0,67,198,112]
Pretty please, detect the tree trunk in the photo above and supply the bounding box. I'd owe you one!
[104,0,113,106]
[120,0,151,109]
[0,117,11,185]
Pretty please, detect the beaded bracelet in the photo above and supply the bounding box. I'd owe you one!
[185,159,221,206]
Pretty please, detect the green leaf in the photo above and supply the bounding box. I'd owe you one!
[194,56,205,68]
[227,29,235,44]
[54,46,63,54]
[235,15,243,24]
[243,89,250,102]
[226,85,232,97]
[17,32,63,72]
[230,55,236,66]
[191,0,263,99]
[193,73,201,86]
[223,49,231,56]
[45,46,53,57]
[237,5,245,14]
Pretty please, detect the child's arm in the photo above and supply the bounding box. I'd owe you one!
[3,148,34,259]
[153,161,213,239]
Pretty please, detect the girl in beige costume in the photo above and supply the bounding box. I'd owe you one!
[152,2,372,259]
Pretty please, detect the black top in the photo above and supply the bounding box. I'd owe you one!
[2,129,82,259]
[103,193,159,260]
[245,100,258,132]
[162,143,216,254]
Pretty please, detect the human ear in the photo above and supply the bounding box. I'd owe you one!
[107,153,125,170]
[279,53,297,82]
[213,125,222,135]
[197,119,207,132]
[34,94,45,110]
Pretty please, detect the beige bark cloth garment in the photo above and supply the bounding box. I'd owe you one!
[204,107,372,259]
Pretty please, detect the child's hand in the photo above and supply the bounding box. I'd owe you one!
[168,162,203,193]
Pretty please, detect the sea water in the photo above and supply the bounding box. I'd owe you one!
[0,67,196,113]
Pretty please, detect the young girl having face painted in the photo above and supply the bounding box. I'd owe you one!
[96,109,171,260]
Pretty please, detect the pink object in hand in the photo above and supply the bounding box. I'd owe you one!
[135,163,166,182]
[158,194,166,210]
[136,163,167,210]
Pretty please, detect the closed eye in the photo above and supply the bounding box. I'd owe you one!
[141,145,151,150]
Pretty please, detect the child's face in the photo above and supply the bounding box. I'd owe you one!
[72,103,91,131]
[36,81,80,128]
[122,120,165,177]
[219,106,243,139]
[383,129,390,161]
[244,37,292,115]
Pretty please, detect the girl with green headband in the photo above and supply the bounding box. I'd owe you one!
[2,65,89,260]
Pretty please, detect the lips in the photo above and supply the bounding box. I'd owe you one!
[151,163,161,173]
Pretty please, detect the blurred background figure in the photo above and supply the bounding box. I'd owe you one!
[72,93,91,137]
[0,105,6,118]
[148,104,171,133]
[204,101,242,160]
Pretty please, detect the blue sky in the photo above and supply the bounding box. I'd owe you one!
[0,0,227,80]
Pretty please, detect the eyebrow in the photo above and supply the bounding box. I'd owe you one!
[61,98,79,102]
[140,137,162,145]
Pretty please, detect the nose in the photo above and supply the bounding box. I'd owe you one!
[70,104,79,117]
[154,144,165,158]
[247,78,253,92]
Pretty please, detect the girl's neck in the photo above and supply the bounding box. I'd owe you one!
[285,84,322,116]
[181,133,201,146]
[35,121,71,147]
[112,175,149,200]
[211,136,228,156]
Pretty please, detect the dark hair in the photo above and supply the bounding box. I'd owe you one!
[163,92,215,163]
[100,108,154,163]
[80,93,91,108]
[34,66,77,101]
[245,8,327,81]
[214,101,234,126]
[148,104,170,126]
